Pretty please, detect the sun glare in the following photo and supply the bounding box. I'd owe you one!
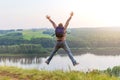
[68,0,120,27]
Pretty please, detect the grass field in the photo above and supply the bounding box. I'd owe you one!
[22,29,52,40]
[0,66,119,80]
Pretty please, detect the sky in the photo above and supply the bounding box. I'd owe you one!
[0,0,120,29]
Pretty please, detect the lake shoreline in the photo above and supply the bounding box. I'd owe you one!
[0,47,120,56]
[55,47,120,56]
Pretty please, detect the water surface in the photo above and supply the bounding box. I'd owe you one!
[0,53,120,71]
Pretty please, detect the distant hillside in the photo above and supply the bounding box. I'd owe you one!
[0,29,52,40]
[22,29,52,40]
[0,27,120,54]
[1,28,120,47]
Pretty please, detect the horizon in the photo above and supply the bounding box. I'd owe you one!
[1,26,120,30]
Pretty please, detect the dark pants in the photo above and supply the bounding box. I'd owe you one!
[47,40,77,65]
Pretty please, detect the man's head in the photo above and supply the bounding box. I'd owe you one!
[58,23,63,27]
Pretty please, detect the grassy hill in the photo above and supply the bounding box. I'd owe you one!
[0,66,119,80]
[1,27,120,42]
[22,29,52,40]
[0,29,52,40]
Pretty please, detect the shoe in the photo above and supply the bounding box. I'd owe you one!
[73,62,79,66]
[45,60,49,65]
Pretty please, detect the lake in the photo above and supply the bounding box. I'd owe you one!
[0,53,120,71]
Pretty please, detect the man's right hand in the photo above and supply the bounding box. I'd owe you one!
[70,12,74,17]
[46,15,50,20]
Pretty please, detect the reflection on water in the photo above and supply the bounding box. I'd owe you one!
[0,53,120,71]
[0,56,42,64]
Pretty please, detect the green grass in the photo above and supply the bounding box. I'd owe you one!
[22,29,52,40]
[0,66,119,80]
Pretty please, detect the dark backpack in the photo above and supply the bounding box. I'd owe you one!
[55,26,64,37]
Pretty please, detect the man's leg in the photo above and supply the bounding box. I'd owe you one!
[63,41,79,66]
[45,43,59,64]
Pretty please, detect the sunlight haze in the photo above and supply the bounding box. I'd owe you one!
[0,0,120,29]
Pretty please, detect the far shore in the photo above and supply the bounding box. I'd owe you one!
[0,47,120,57]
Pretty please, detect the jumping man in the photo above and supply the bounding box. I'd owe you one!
[45,12,79,66]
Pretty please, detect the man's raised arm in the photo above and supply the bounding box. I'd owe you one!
[64,12,73,29]
[46,15,57,29]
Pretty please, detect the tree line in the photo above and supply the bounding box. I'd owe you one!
[0,44,47,54]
